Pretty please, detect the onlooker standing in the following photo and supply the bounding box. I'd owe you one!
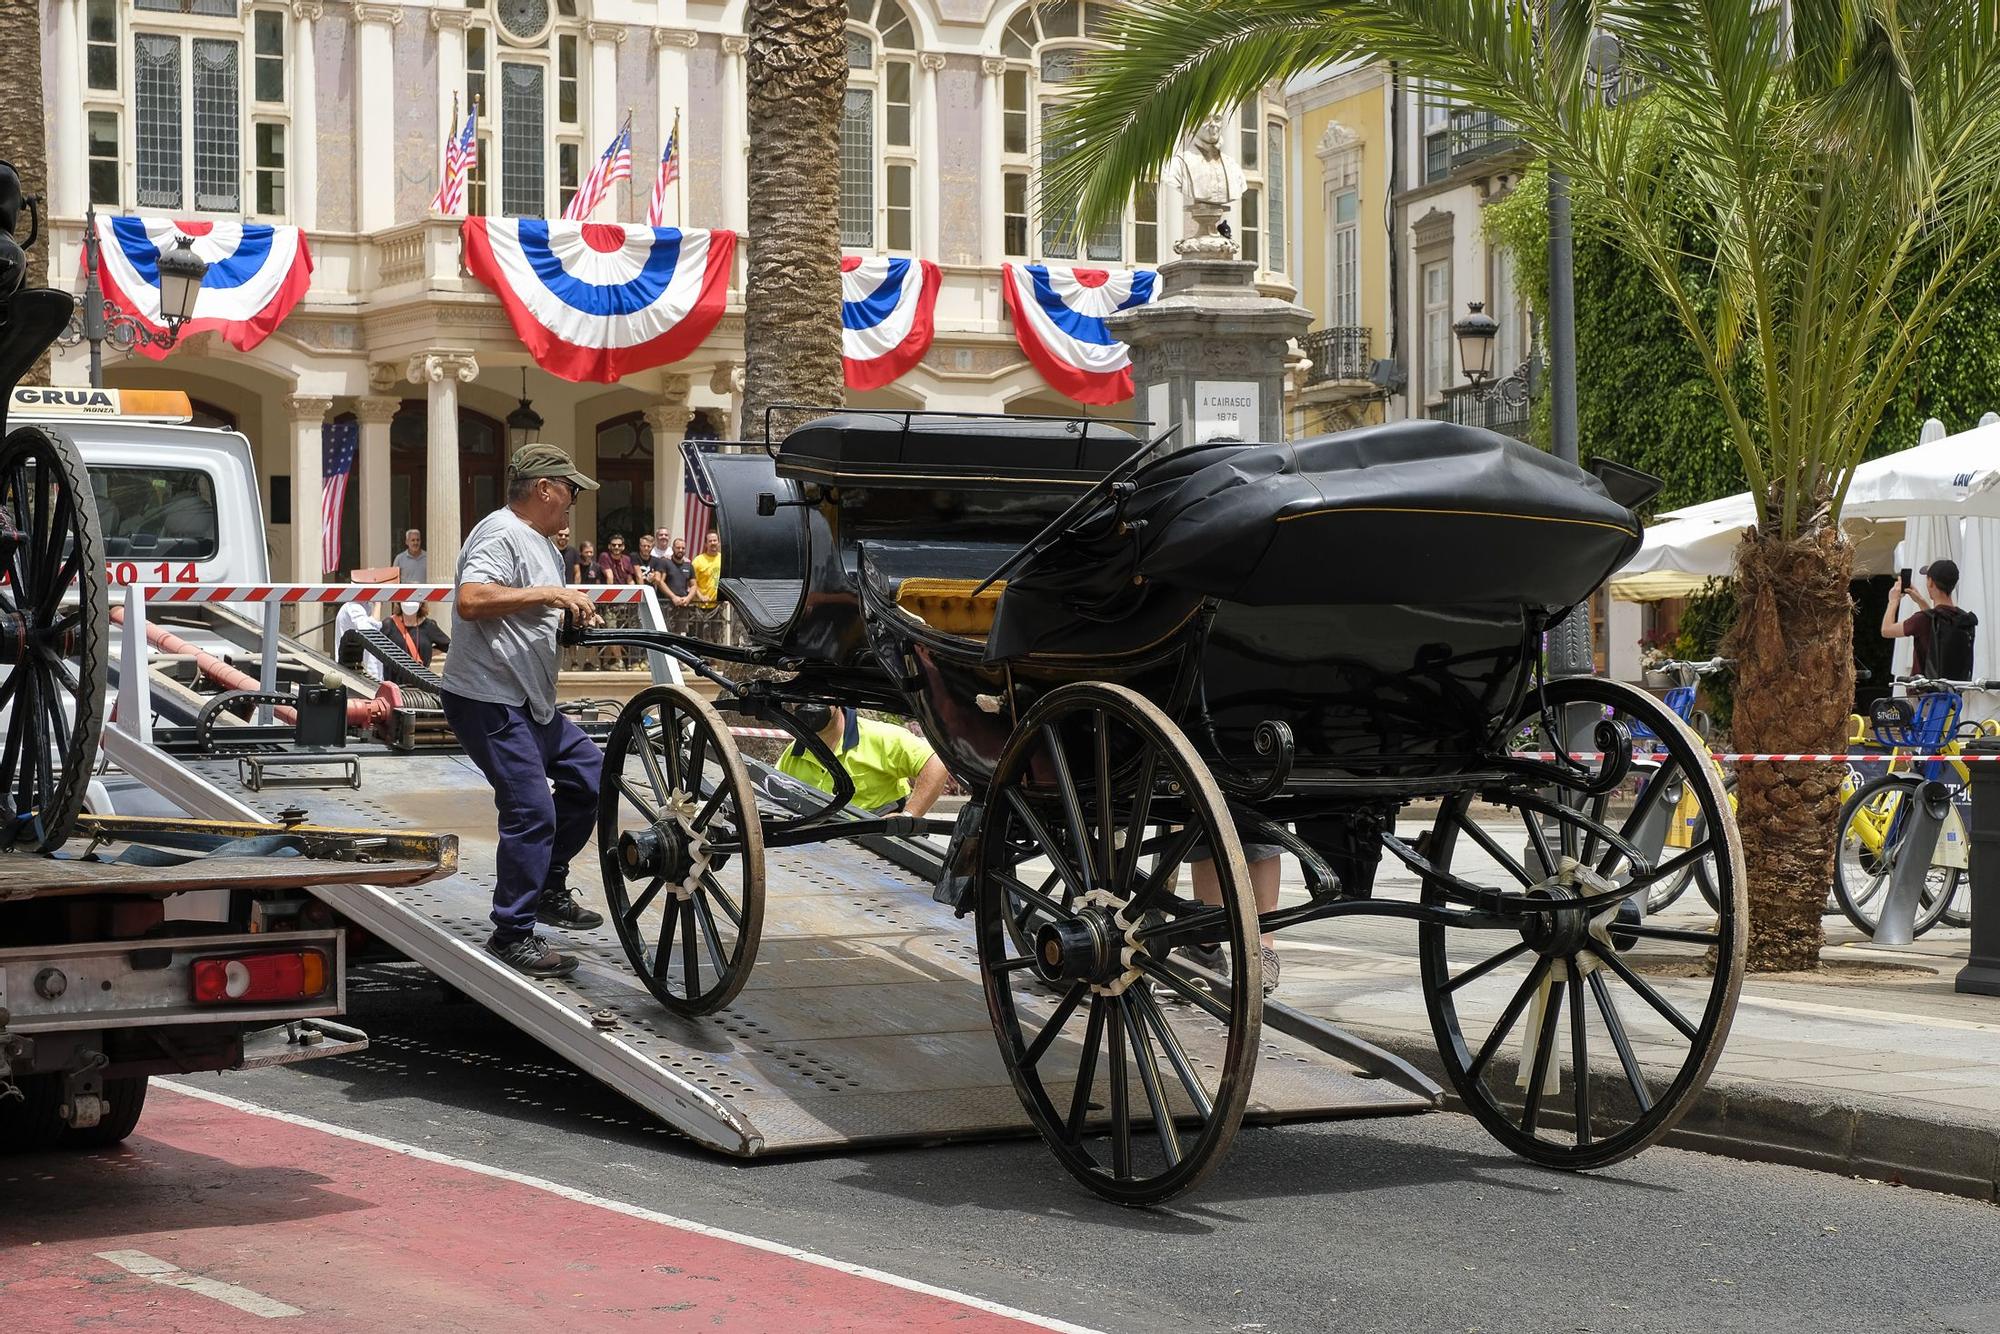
[386,599,452,669]
[692,532,724,641]
[393,529,427,584]
[570,540,609,670]
[1883,558,1979,680]
[555,525,577,575]
[596,533,637,585]
[650,534,695,632]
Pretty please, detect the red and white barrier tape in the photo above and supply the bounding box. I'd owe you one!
[729,726,792,740]
[129,583,649,605]
[1515,751,1998,764]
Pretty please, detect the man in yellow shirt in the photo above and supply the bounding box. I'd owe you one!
[777,704,949,817]
[691,532,722,606]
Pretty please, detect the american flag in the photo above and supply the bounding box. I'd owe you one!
[431,109,478,214]
[321,420,359,575]
[562,122,633,222]
[646,119,680,228]
[680,439,716,554]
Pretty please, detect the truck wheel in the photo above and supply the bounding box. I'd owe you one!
[62,1076,148,1149]
[0,1073,70,1151]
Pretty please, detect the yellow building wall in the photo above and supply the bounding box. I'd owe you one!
[1292,72,1390,363]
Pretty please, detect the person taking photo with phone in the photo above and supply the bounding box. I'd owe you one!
[1882,558,1978,682]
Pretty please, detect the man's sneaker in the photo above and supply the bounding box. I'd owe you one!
[486,932,578,979]
[1181,942,1229,977]
[537,887,605,930]
[1259,945,1282,998]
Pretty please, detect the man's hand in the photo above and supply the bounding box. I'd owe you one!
[547,586,603,626]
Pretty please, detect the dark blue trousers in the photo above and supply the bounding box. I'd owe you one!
[442,691,603,943]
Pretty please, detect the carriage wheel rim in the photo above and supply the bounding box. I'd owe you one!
[974,681,1261,1205]
[597,683,764,1016]
[1417,676,1746,1169]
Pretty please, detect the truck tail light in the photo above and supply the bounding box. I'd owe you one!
[191,949,330,1004]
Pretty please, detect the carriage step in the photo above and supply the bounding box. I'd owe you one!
[145,748,1438,1157]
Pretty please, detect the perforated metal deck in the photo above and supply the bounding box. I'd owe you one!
[117,735,1436,1155]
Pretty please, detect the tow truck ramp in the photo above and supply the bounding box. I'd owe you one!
[103,723,1438,1156]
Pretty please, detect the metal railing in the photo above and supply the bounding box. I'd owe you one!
[1300,326,1373,386]
[1449,109,1522,169]
[1426,375,1535,439]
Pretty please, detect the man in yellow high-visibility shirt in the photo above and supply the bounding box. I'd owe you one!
[691,531,722,606]
[777,704,949,817]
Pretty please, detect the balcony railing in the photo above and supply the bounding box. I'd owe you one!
[1449,108,1523,169]
[1426,372,1536,440]
[1300,326,1373,386]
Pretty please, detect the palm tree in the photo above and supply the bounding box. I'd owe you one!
[1044,2,2000,970]
[741,0,849,441]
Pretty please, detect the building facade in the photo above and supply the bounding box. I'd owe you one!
[38,0,1294,582]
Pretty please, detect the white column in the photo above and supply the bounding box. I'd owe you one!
[51,0,85,218]
[647,376,693,542]
[289,396,333,587]
[432,7,470,170]
[978,58,1005,267]
[653,28,697,226]
[720,35,749,234]
[354,5,402,232]
[585,22,624,217]
[291,2,321,231]
[355,392,400,570]
[918,53,945,263]
[408,351,479,589]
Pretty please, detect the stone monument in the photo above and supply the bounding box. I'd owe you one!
[1108,122,1310,448]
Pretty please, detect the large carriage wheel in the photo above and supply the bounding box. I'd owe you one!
[598,683,765,1015]
[975,682,1261,1205]
[0,426,106,852]
[1418,676,1745,1169]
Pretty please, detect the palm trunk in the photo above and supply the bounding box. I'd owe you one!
[0,0,52,386]
[1724,525,1855,971]
[742,0,847,443]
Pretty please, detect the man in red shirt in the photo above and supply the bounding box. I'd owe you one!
[595,534,637,584]
[1881,558,1977,680]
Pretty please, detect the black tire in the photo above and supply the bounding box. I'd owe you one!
[599,683,765,1015]
[62,1076,148,1149]
[1689,773,1737,913]
[1832,773,1956,938]
[0,1072,68,1150]
[1419,676,1745,1169]
[0,425,107,851]
[975,682,1261,1205]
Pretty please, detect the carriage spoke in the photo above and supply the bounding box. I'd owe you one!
[691,887,730,979]
[992,870,1072,926]
[621,876,665,928]
[634,726,672,804]
[1119,994,1182,1168]
[1133,987,1214,1120]
[1467,955,1554,1082]
[680,898,701,997]
[1023,982,1088,1068]
[1107,995,1132,1179]
[1452,812,1537,889]
[699,871,743,927]
[1116,743,1158,889]
[1005,788,1086,899]
[1442,940,1533,995]
[1616,923,1720,946]
[1094,711,1116,890]
[1133,957,1233,1025]
[1065,997,1106,1143]
[1520,978,1565,1134]
[1618,840,1715,893]
[1126,822,1201,919]
[1568,959,1592,1146]
[618,778,660,825]
[650,899,679,981]
[1589,970,1653,1113]
[1040,723,1095,889]
[1578,791,1611,868]
[1592,947,1700,1042]
[1521,806,1559,879]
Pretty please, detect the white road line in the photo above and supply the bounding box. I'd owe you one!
[157,1080,1104,1334]
[95,1249,303,1318]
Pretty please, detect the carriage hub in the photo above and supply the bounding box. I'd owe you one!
[1519,858,1621,957]
[1032,912,1122,987]
[619,825,696,888]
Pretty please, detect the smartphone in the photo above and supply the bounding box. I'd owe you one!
[1900,567,1913,590]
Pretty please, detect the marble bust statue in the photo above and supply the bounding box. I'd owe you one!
[1169,114,1248,257]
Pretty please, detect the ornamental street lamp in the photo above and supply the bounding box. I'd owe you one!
[505,367,543,452]
[57,202,209,388]
[1452,301,1500,387]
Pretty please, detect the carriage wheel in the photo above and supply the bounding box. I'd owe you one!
[1418,676,1745,1169]
[975,682,1261,1205]
[598,683,765,1016]
[0,426,106,852]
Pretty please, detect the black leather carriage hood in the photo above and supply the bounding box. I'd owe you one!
[984,419,1647,663]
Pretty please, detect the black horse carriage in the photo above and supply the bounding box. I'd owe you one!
[578,411,1745,1203]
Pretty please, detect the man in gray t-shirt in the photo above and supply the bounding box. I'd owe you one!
[392,529,428,583]
[440,444,607,979]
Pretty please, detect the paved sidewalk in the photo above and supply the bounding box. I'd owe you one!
[1270,817,2000,1202]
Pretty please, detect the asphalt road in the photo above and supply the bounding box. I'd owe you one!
[156,959,2000,1334]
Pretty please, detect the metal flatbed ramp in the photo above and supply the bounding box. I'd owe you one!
[108,732,1436,1155]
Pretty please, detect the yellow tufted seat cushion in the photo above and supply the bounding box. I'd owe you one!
[893,577,1006,638]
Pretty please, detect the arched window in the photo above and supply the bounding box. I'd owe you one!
[842,0,919,252]
[997,0,1145,263]
[461,0,587,218]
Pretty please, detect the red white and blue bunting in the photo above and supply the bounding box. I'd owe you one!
[461,220,736,383]
[840,256,940,391]
[94,216,314,359]
[999,263,1158,405]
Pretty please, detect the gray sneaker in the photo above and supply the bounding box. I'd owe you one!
[1259,945,1281,998]
[536,887,605,931]
[486,932,579,978]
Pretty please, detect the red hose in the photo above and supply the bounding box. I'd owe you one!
[109,607,396,731]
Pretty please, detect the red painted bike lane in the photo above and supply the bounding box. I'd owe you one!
[0,1085,1087,1332]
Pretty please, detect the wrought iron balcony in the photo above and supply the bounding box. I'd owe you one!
[1426,368,1536,440]
[1449,108,1523,169]
[1300,326,1373,387]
